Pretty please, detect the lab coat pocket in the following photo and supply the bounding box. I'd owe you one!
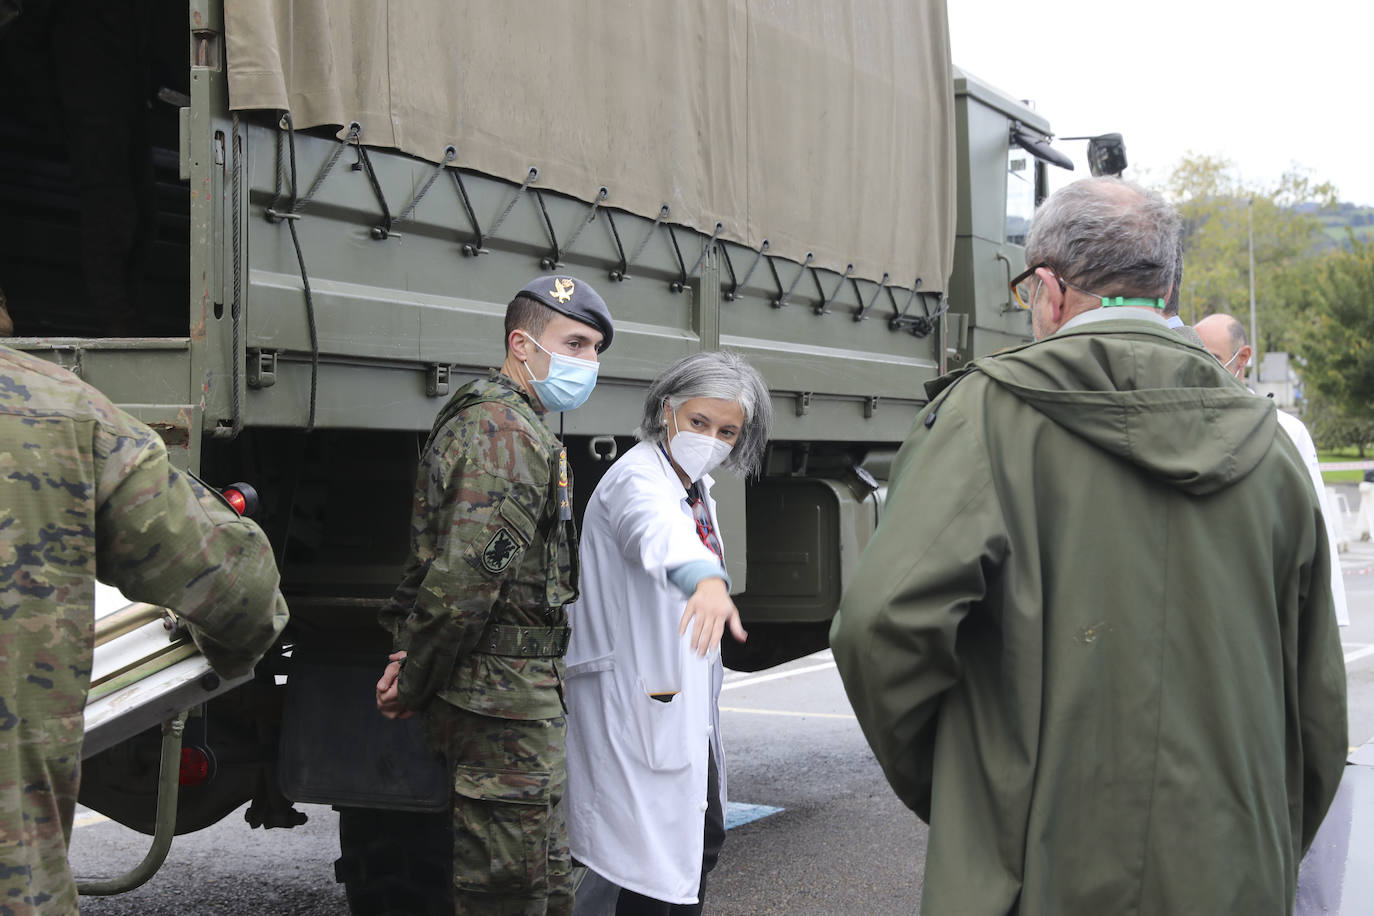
[630,677,691,772]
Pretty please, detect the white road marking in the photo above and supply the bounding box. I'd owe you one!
[720,705,855,720]
[1344,645,1374,665]
[73,811,109,829]
[721,661,838,692]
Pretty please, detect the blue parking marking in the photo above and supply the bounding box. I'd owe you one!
[725,802,783,829]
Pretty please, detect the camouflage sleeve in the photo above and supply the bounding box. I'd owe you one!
[395,410,549,711]
[93,410,289,678]
[379,556,424,645]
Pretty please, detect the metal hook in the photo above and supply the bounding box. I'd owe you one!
[891,289,949,337]
[534,190,559,268]
[723,240,769,302]
[376,145,457,239]
[771,253,815,309]
[853,273,891,321]
[666,225,688,292]
[354,146,393,240]
[557,188,612,263]
[670,222,723,293]
[610,204,669,282]
[451,169,485,256]
[891,277,922,321]
[814,264,854,316]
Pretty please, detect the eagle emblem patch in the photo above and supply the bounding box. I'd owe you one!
[481,527,520,574]
[550,278,575,303]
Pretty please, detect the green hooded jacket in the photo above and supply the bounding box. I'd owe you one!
[831,318,1348,915]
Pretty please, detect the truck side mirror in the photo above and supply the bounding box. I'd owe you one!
[1086,134,1128,177]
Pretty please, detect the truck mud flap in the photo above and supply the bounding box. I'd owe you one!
[278,650,449,812]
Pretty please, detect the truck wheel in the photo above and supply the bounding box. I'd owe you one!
[334,807,454,915]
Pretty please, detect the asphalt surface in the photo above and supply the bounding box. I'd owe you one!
[708,656,926,914]
[72,508,1374,915]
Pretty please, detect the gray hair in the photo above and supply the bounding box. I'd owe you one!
[635,350,773,476]
[1025,177,1181,300]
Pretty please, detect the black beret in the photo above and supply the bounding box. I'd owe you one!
[517,275,614,352]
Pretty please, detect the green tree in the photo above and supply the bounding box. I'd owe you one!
[1288,238,1374,456]
[1160,155,1334,354]
[1303,393,1374,456]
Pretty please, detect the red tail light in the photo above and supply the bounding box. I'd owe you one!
[179,747,212,786]
[219,482,259,518]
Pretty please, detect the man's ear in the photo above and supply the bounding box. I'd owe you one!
[1035,266,1067,327]
[1237,344,1253,372]
[508,329,531,362]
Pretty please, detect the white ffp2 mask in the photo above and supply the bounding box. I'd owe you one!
[667,412,734,482]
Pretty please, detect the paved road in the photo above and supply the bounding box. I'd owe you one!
[709,655,926,914]
[72,540,1374,914]
[1338,536,1374,748]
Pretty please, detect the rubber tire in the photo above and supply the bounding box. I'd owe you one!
[334,806,454,915]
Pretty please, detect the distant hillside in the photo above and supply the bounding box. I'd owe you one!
[1295,201,1374,246]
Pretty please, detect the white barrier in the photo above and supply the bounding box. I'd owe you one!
[1358,482,1374,542]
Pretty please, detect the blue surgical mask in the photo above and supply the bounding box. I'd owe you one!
[518,333,599,412]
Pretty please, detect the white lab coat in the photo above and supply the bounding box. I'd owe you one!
[1275,410,1350,626]
[1275,411,1352,626]
[564,441,727,905]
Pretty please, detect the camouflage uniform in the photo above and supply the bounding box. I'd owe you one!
[0,344,289,914]
[381,370,578,916]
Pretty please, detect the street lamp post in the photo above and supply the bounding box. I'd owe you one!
[1248,198,1258,382]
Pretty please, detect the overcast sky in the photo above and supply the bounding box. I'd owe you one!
[948,0,1374,207]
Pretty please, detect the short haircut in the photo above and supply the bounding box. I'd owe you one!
[1214,313,1248,350]
[636,350,773,477]
[503,294,556,351]
[1025,177,1181,300]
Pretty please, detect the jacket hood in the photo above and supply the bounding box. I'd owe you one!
[966,319,1276,496]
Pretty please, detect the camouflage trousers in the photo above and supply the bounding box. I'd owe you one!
[424,702,573,916]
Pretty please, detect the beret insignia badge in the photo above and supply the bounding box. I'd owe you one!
[550,278,575,303]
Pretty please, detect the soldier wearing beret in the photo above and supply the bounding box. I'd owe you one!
[0,344,289,912]
[376,276,613,915]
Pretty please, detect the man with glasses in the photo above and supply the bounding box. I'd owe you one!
[1196,311,1349,627]
[832,177,1347,915]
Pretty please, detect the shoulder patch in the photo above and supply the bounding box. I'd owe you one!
[481,527,521,574]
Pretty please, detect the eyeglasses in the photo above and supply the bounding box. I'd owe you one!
[1010,265,1156,312]
[690,496,724,562]
[1009,263,1066,309]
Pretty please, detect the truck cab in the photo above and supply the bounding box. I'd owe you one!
[946,69,1055,364]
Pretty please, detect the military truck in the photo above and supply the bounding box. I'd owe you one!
[0,0,1087,903]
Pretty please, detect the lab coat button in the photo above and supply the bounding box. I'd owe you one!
[705,725,713,736]
[699,801,709,812]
